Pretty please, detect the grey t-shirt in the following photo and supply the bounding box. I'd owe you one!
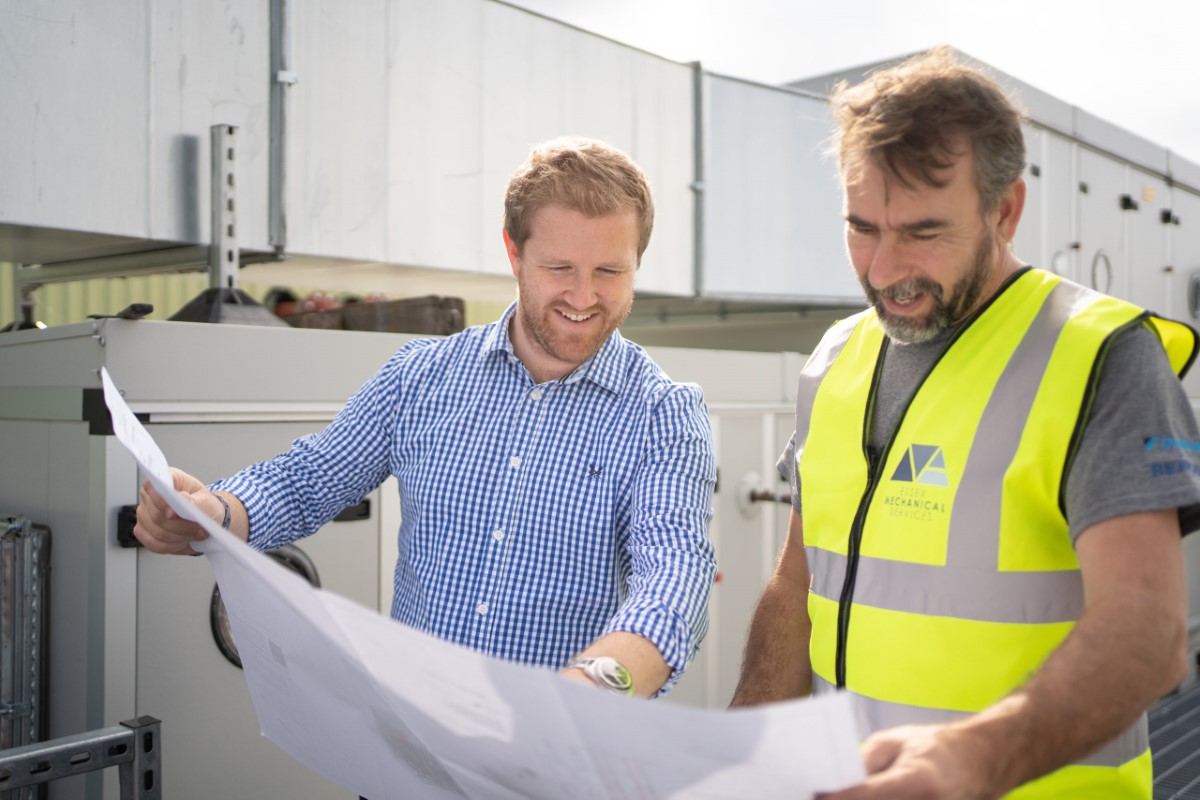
[778,320,1200,540]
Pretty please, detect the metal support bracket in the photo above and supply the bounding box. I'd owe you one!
[210,124,240,290]
[0,716,161,799]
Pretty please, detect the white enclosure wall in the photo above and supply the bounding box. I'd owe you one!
[701,76,858,303]
[0,0,695,295]
[287,0,696,293]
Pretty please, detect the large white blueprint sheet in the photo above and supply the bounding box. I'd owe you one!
[102,367,865,799]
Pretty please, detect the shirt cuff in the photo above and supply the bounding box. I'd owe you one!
[208,474,269,549]
[603,597,700,696]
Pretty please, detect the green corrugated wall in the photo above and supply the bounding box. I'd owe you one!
[0,262,508,330]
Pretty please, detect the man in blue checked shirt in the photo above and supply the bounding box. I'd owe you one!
[134,137,718,698]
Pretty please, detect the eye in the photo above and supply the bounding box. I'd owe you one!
[907,231,939,242]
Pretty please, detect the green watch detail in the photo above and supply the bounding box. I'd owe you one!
[567,656,634,696]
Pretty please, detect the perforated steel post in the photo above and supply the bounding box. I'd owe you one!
[210,124,239,291]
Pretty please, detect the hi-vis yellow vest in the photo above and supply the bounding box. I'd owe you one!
[797,269,1197,799]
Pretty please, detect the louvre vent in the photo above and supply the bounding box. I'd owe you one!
[1151,681,1200,799]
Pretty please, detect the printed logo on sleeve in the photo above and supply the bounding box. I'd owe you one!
[1144,436,1200,478]
[1144,437,1200,453]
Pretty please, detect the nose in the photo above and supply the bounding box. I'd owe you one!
[866,233,909,290]
[564,271,598,309]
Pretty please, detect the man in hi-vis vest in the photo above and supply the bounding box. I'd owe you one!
[731,47,1200,799]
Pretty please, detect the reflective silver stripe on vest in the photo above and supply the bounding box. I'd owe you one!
[807,549,1081,622]
[812,675,1149,768]
[805,281,1097,624]
[793,314,862,454]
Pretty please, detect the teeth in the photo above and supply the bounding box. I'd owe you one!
[560,311,592,322]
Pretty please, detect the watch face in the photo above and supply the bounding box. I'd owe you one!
[593,658,634,694]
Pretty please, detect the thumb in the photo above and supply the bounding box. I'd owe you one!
[183,489,221,538]
[169,466,208,494]
[860,732,905,775]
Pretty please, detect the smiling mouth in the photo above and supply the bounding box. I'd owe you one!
[558,309,594,323]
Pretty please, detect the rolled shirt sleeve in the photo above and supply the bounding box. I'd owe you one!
[602,382,717,690]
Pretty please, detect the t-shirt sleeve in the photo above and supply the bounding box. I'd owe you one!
[777,432,802,515]
[1065,322,1200,541]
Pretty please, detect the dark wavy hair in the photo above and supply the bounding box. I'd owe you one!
[832,47,1027,213]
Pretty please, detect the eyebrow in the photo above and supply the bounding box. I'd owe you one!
[845,214,949,233]
[536,256,635,270]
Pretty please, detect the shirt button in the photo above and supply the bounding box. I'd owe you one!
[476,602,489,616]
[492,528,505,541]
[530,388,543,401]
[509,456,521,468]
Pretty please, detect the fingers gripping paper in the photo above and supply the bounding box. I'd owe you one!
[102,367,865,799]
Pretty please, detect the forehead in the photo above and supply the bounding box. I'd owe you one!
[525,204,638,239]
[842,152,979,222]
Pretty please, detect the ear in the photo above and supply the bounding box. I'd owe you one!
[503,230,523,279]
[993,178,1026,244]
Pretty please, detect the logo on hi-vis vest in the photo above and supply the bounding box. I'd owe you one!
[880,444,949,523]
[891,444,949,486]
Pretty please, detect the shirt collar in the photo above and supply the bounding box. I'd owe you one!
[482,302,628,395]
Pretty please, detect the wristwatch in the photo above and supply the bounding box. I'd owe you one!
[567,656,635,696]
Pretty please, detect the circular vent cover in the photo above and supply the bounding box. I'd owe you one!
[210,543,320,669]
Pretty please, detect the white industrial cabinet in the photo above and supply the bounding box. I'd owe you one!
[0,318,804,798]
[0,320,410,799]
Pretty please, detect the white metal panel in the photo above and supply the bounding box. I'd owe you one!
[708,412,773,705]
[628,59,695,296]
[479,6,574,279]
[99,439,138,800]
[1124,170,1170,314]
[1043,132,1079,282]
[996,71,1074,136]
[1075,108,1170,175]
[287,0,391,262]
[477,3,695,292]
[1168,187,1200,401]
[138,422,375,800]
[148,0,271,250]
[1016,126,1081,281]
[1171,152,1200,193]
[703,76,859,303]
[0,0,271,255]
[1077,148,1129,299]
[1014,126,1045,271]
[0,420,101,799]
[387,0,487,273]
[0,0,151,241]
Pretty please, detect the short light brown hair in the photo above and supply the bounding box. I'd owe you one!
[832,47,1026,213]
[503,137,655,260]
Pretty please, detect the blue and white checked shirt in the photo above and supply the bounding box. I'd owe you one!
[214,303,717,682]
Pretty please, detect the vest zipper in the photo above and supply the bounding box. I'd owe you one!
[830,281,1007,688]
[834,339,890,689]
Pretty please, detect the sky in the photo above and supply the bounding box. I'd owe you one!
[503,0,1200,167]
